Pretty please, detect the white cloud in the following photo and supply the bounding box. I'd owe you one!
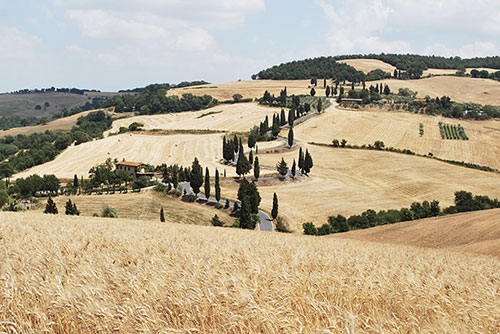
[315,0,500,57]
[0,26,41,60]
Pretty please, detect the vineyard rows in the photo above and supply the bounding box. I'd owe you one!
[439,122,469,140]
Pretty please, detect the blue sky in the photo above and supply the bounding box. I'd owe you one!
[1,0,500,92]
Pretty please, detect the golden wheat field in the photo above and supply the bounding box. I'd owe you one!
[1,211,499,333]
[167,79,324,100]
[374,76,500,105]
[335,208,500,258]
[295,104,500,169]
[15,133,233,179]
[337,58,397,74]
[221,144,500,231]
[107,103,282,135]
[44,190,233,225]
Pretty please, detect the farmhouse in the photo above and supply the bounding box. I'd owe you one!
[115,161,155,178]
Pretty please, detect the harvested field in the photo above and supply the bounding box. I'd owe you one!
[294,105,500,169]
[337,58,396,74]
[43,190,233,225]
[107,103,281,134]
[374,76,500,105]
[15,133,233,179]
[335,208,500,258]
[167,79,324,100]
[222,145,500,231]
[1,211,499,333]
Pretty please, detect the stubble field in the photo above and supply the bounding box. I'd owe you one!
[1,211,499,333]
[294,105,500,169]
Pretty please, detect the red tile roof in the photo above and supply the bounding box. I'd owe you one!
[116,161,142,167]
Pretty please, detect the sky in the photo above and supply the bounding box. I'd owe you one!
[2,0,500,92]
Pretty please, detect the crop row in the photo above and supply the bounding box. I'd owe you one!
[439,122,469,140]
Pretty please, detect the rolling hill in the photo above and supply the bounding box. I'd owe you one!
[335,208,500,258]
[1,211,499,333]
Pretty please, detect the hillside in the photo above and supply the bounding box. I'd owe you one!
[335,208,500,258]
[0,91,116,118]
[294,105,500,169]
[337,58,397,74]
[374,76,500,105]
[1,211,499,333]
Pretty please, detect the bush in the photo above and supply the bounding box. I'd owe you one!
[215,203,223,209]
[182,194,197,202]
[275,216,291,233]
[211,214,224,227]
[101,205,118,218]
[303,222,317,235]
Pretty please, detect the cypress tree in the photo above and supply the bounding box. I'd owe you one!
[271,193,278,220]
[276,158,288,179]
[248,133,256,149]
[233,135,238,153]
[384,84,391,95]
[351,82,355,91]
[239,196,255,229]
[172,168,179,189]
[65,199,79,215]
[323,78,327,88]
[280,109,286,126]
[304,149,313,174]
[254,157,260,180]
[325,86,331,97]
[318,99,322,112]
[73,174,79,189]
[298,147,304,173]
[189,157,203,195]
[288,109,294,127]
[215,169,221,202]
[160,207,165,222]
[264,115,269,131]
[272,118,280,138]
[236,143,251,177]
[237,178,261,214]
[291,159,296,177]
[288,127,294,148]
[310,87,316,96]
[204,167,210,200]
[249,150,254,165]
[44,196,58,214]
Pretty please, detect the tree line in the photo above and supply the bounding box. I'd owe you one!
[303,191,500,235]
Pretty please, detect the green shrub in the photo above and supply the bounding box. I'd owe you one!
[101,205,118,218]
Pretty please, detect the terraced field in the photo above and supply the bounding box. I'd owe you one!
[294,105,500,169]
[221,145,500,231]
[107,103,281,134]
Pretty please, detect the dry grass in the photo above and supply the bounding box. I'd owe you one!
[0,211,499,333]
[107,103,281,135]
[335,208,500,258]
[222,144,500,231]
[15,133,233,179]
[42,189,233,226]
[295,105,500,169]
[167,80,325,100]
[337,58,397,74]
[374,76,500,105]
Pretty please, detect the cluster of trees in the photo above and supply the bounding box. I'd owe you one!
[0,110,114,178]
[87,158,150,192]
[304,191,500,235]
[9,87,94,95]
[235,178,261,229]
[254,54,500,82]
[276,147,313,179]
[157,163,192,190]
[253,57,365,82]
[6,174,59,198]
[100,83,216,115]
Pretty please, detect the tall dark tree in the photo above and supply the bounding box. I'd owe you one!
[271,117,280,138]
[249,150,254,165]
[318,99,322,112]
[310,87,316,96]
[236,143,251,177]
[276,158,288,179]
[172,167,179,189]
[73,174,79,189]
[271,193,278,220]
[288,109,294,127]
[254,157,260,180]
[44,196,58,214]
[160,207,165,222]
[248,133,256,149]
[238,178,261,214]
[298,147,304,173]
[383,84,391,95]
[393,69,398,78]
[280,109,286,126]
[233,135,239,154]
[189,157,203,195]
[288,127,294,148]
[239,196,257,230]
[325,86,331,97]
[323,78,327,88]
[291,159,296,178]
[204,167,210,199]
[215,169,221,202]
[304,149,313,175]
